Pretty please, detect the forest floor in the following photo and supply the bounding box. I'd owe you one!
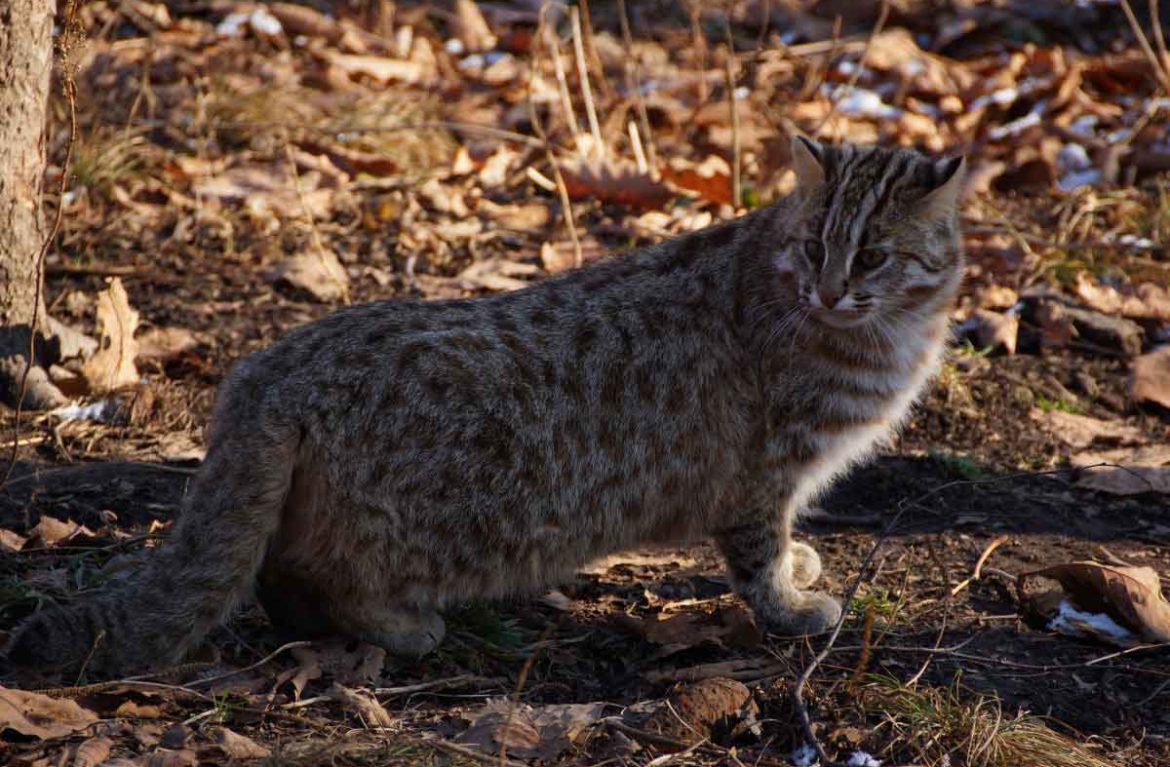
[2,2,1170,766]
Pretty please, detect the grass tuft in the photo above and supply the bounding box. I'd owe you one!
[863,675,1121,767]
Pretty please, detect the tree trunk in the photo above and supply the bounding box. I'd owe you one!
[0,0,66,409]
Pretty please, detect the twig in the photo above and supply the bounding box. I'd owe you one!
[575,0,613,101]
[628,121,648,173]
[530,10,583,268]
[498,624,554,766]
[283,141,349,304]
[544,18,582,144]
[617,0,659,176]
[723,19,742,209]
[949,534,1009,597]
[813,0,889,138]
[426,737,530,767]
[2,0,80,492]
[1150,0,1169,77]
[601,717,692,751]
[187,640,314,688]
[569,6,603,158]
[1120,0,1170,92]
[375,673,496,697]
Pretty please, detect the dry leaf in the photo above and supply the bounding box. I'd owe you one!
[82,278,140,393]
[72,737,114,767]
[144,748,198,767]
[968,309,1019,354]
[1029,409,1144,450]
[28,516,96,547]
[1019,562,1170,644]
[1074,272,1170,322]
[560,157,674,210]
[457,258,539,292]
[264,252,350,303]
[580,548,699,575]
[452,0,497,52]
[210,727,271,759]
[326,52,424,84]
[0,686,99,740]
[0,528,28,552]
[1131,347,1170,410]
[644,678,758,747]
[135,326,198,363]
[661,156,733,206]
[329,683,394,728]
[459,700,607,761]
[1073,445,1170,496]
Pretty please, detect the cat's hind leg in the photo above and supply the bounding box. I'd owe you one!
[714,507,840,636]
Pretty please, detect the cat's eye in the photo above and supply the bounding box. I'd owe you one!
[855,248,889,272]
[803,240,825,266]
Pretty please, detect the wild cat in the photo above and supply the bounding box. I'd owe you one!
[8,138,964,677]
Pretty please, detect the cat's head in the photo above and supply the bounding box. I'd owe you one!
[777,138,965,329]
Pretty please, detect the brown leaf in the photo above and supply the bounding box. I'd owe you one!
[81,278,140,393]
[660,156,732,206]
[1073,445,1170,496]
[1030,409,1144,450]
[325,52,424,84]
[0,686,99,740]
[263,252,350,303]
[28,516,96,548]
[329,683,394,728]
[560,157,673,210]
[1019,562,1170,643]
[968,309,1019,354]
[644,678,758,747]
[1131,347,1170,410]
[457,258,540,293]
[0,528,27,552]
[459,700,606,761]
[210,727,271,759]
[452,0,497,52]
[72,737,114,767]
[135,327,198,364]
[1074,272,1170,321]
[144,748,198,767]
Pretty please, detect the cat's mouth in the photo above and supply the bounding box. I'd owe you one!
[809,307,869,328]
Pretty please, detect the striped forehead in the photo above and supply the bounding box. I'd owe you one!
[814,147,924,248]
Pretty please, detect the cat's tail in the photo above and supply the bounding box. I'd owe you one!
[6,365,299,679]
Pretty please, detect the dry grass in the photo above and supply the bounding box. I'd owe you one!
[863,675,1121,767]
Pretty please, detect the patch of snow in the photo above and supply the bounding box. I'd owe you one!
[833,87,901,119]
[734,86,750,100]
[790,742,820,766]
[987,103,1044,140]
[846,751,882,767]
[1049,599,1133,642]
[216,9,282,38]
[49,400,118,423]
[1069,114,1098,137]
[1057,143,1092,172]
[971,86,1018,110]
[1059,169,1102,191]
[1118,234,1156,249]
[458,54,485,71]
[444,38,465,55]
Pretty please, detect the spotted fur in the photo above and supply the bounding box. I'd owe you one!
[8,139,964,678]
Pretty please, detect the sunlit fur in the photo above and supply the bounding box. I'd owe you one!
[7,140,964,680]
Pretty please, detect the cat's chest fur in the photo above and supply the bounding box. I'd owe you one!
[760,316,948,509]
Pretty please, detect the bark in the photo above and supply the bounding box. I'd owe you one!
[0,0,66,408]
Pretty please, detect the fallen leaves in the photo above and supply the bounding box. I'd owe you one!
[263,251,350,303]
[81,278,140,393]
[458,700,607,761]
[1130,347,1170,410]
[0,687,99,740]
[329,684,394,728]
[1019,562,1170,645]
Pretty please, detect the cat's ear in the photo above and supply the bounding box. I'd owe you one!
[790,134,825,190]
[919,155,966,220]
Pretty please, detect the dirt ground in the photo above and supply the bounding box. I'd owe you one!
[3,2,1170,766]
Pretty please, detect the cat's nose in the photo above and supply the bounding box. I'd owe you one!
[816,284,846,309]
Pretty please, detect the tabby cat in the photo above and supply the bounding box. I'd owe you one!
[8,138,964,677]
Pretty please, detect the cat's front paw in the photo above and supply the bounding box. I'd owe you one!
[788,542,822,590]
[755,591,842,637]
